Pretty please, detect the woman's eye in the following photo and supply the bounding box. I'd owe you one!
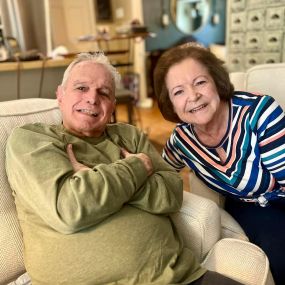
[173,90,183,96]
[195,80,206,86]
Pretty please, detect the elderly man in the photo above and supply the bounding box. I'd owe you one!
[6,52,242,285]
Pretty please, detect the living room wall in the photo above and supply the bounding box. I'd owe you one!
[143,0,226,52]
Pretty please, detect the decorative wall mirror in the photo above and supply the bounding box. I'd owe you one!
[170,0,210,34]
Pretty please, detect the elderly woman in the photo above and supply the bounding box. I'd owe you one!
[154,43,285,285]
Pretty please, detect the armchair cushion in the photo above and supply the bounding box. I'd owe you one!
[230,63,285,110]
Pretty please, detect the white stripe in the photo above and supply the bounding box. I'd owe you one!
[265,153,285,168]
[250,96,267,125]
[235,94,259,100]
[257,101,279,129]
[237,133,258,191]
[269,164,285,173]
[262,144,285,159]
[248,168,263,196]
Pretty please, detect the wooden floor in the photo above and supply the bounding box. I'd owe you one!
[116,101,190,192]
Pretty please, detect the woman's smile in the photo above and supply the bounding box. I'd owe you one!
[188,103,207,113]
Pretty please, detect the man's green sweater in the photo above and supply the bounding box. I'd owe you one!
[6,122,206,284]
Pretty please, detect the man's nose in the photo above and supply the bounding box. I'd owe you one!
[85,90,98,105]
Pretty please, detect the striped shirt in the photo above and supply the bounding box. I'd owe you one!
[163,91,285,206]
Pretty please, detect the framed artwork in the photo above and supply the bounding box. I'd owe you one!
[94,0,113,23]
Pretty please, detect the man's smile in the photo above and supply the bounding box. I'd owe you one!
[77,108,99,117]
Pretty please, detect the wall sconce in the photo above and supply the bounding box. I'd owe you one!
[211,0,220,25]
[161,0,169,27]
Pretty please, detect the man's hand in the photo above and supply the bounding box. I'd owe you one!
[67,144,90,172]
[121,148,153,176]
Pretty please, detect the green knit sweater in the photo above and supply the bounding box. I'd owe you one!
[6,122,206,285]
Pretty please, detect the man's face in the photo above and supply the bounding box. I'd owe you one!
[57,61,116,137]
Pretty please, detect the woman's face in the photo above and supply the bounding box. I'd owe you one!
[166,58,221,127]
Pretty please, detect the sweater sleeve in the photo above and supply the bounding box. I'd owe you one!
[162,131,186,171]
[123,127,183,214]
[6,125,149,234]
[257,95,285,187]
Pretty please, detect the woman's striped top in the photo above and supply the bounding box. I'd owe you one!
[163,91,285,205]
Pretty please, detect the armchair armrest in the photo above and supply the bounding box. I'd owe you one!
[189,171,225,207]
[220,209,248,241]
[188,171,248,240]
[202,238,275,285]
[171,192,221,261]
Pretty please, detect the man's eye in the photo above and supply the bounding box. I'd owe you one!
[99,89,111,97]
[77,86,87,91]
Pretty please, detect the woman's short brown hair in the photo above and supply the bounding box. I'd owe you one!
[153,43,234,123]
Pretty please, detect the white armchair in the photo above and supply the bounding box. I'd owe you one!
[0,98,274,285]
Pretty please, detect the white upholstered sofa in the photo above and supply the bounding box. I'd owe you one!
[0,80,277,284]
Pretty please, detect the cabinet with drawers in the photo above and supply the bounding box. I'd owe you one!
[226,0,285,72]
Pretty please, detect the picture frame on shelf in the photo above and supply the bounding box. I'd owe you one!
[94,0,113,23]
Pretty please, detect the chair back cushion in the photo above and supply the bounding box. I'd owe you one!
[0,98,61,285]
[245,63,285,110]
[229,72,246,91]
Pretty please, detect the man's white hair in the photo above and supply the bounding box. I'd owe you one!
[61,52,121,89]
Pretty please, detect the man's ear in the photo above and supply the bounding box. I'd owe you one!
[56,85,64,104]
[112,99,116,113]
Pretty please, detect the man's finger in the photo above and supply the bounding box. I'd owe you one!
[120,148,130,158]
[67,144,77,163]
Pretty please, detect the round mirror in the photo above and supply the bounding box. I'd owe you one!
[170,0,210,34]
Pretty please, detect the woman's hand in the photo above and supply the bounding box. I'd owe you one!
[67,144,90,172]
[121,148,153,176]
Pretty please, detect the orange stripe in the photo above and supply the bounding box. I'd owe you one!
[176,129,226,172]
[176,106,249,172]
[165,146,178,162]
[259,129,285,147]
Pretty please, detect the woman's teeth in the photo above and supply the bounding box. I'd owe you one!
[190,104,206,113]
